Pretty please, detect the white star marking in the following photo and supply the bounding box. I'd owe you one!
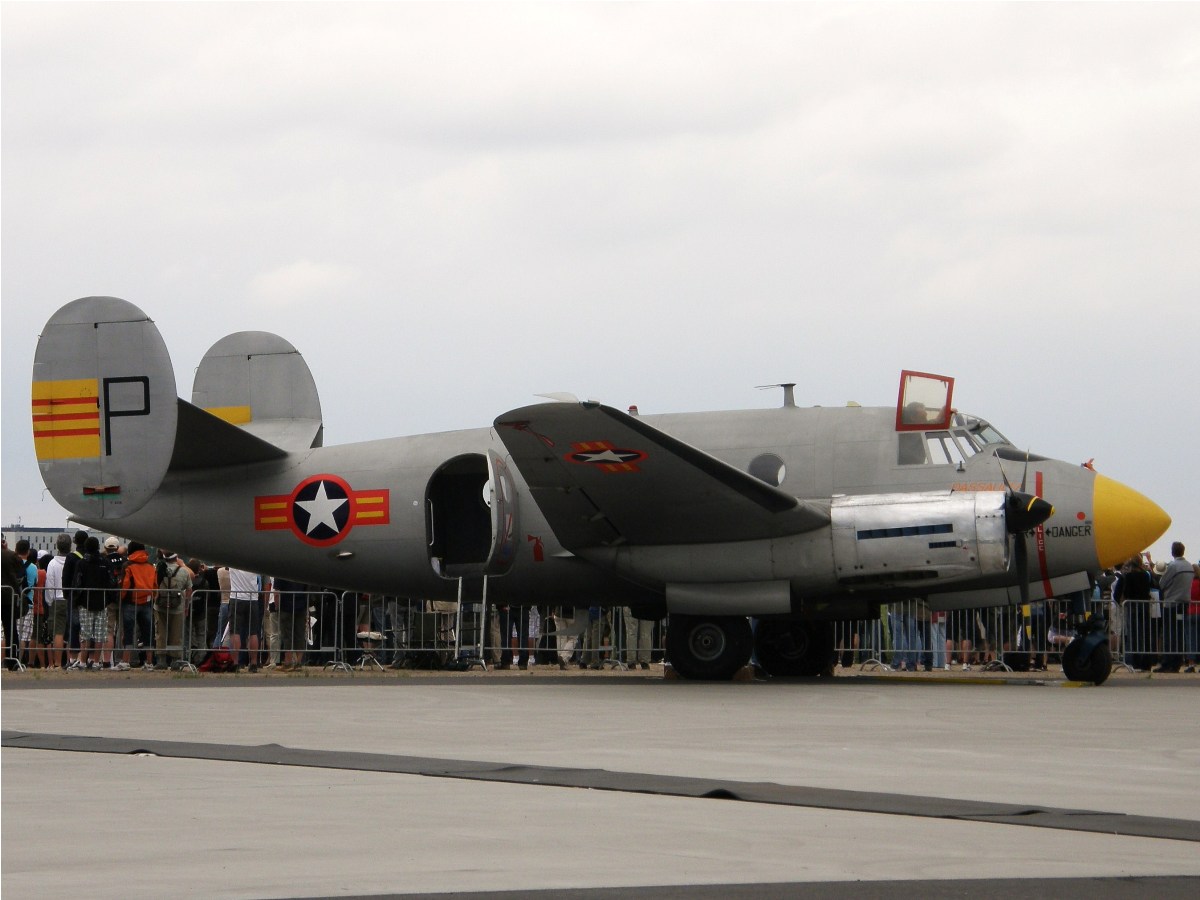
[296,481,348,535]
[578,449,636,464]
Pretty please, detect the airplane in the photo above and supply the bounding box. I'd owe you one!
[31,296,1171,683]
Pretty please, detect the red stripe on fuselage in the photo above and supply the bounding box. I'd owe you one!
[1035,471,1054,599]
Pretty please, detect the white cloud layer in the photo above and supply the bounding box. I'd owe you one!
[3,2,1198,559]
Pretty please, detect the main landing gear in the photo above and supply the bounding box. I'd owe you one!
[664,615,836,680]
[753,618,836,677]
[665,615,753,681]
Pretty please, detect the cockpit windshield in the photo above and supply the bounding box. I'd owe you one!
[952,412,1009,447]
[897,411,1013,466]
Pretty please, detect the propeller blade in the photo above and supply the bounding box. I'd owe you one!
[1015,532,1030,605]
[996,457,1016,494]
[1020,450,1030,494]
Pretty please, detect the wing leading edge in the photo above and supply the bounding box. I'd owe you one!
[494,401,830,548]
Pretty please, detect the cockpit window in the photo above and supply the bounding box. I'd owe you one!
[925,432,966,466]
[953,412,1009,447]
[898,412,1013,466]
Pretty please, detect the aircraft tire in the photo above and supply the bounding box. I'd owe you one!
[1062,638,1112,685]
[665,615,753,681]
[754,618,836,677]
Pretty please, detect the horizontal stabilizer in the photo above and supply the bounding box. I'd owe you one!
[191,331,323,452]
[169,399,289,470]
[494,401,830,548]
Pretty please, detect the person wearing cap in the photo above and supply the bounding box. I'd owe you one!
[154,551,192,669]
[101,538,125,668]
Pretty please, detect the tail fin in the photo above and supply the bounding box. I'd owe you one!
[190,331,323,451]
[32,297,179,519]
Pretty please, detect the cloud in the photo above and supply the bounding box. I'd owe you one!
[246,260,361,310]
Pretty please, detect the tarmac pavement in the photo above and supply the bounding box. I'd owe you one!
[3,665,1199,899]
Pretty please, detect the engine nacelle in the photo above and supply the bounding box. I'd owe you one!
[831,491,1009,589]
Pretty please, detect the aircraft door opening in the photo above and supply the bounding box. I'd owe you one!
[426,452,518,579]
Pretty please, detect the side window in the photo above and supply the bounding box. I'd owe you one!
[897,432,926,465]
[925,432,965,466]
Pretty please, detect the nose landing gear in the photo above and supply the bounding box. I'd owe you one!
[1061,613,1112,685]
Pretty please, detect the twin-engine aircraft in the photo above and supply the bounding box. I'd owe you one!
[33,297,1170,681]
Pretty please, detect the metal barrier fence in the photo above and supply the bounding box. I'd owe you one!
[4,578,1197,675]
[836,597,1199,675]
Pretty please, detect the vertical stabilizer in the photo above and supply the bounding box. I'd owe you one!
[192,331,323,451]
[32,297,178,519]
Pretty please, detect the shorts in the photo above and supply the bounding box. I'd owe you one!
[278,609,308,653]
[78,608,109,644]
[18,611,35,643]
[48,601,70,638]
[230,599,262,635]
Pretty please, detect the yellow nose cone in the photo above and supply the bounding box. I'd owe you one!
[1093,473,1171,568]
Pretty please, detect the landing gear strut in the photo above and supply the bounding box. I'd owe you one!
[665,615,753,680]
[753,618,836,677]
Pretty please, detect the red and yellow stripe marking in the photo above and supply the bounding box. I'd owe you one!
[32,379,101,460]
[254,495,291,530]
[351,490,390,525]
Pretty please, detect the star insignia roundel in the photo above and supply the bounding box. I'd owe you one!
[564,441,647,473]
[292,476,351,544]
[254,474,391,546]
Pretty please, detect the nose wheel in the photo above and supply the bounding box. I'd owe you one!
[1062,638,1112,685]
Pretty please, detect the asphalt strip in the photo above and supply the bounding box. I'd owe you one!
[5,729,1198,844]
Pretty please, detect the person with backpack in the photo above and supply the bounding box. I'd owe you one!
[70,537,112,670]
[118,542,157,670]
[154,551,192,670]
[13,541,39,669]
[60,530,88,664]
[101,538,125,668]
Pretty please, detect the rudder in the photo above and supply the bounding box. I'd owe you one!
[191,331,323,451]
[32,297,178,520]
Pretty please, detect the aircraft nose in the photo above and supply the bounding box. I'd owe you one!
[1092,473,1171,567]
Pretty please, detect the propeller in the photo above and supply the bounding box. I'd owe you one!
[997,452,1055,604]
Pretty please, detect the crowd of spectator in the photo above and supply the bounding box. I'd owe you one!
[0,531,663,673]
[2,533,1196,676]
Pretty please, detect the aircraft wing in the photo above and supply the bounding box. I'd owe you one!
[494,401,830,548]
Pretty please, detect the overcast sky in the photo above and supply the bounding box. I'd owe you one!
[3,2,1198,560]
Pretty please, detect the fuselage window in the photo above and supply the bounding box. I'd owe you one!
[897,432,926,465]
[925,432,966,466]
[952,430,979,456]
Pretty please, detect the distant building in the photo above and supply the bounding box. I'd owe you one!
[2,524,111,555]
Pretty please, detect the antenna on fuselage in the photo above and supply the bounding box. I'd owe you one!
[756,383,797,408]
